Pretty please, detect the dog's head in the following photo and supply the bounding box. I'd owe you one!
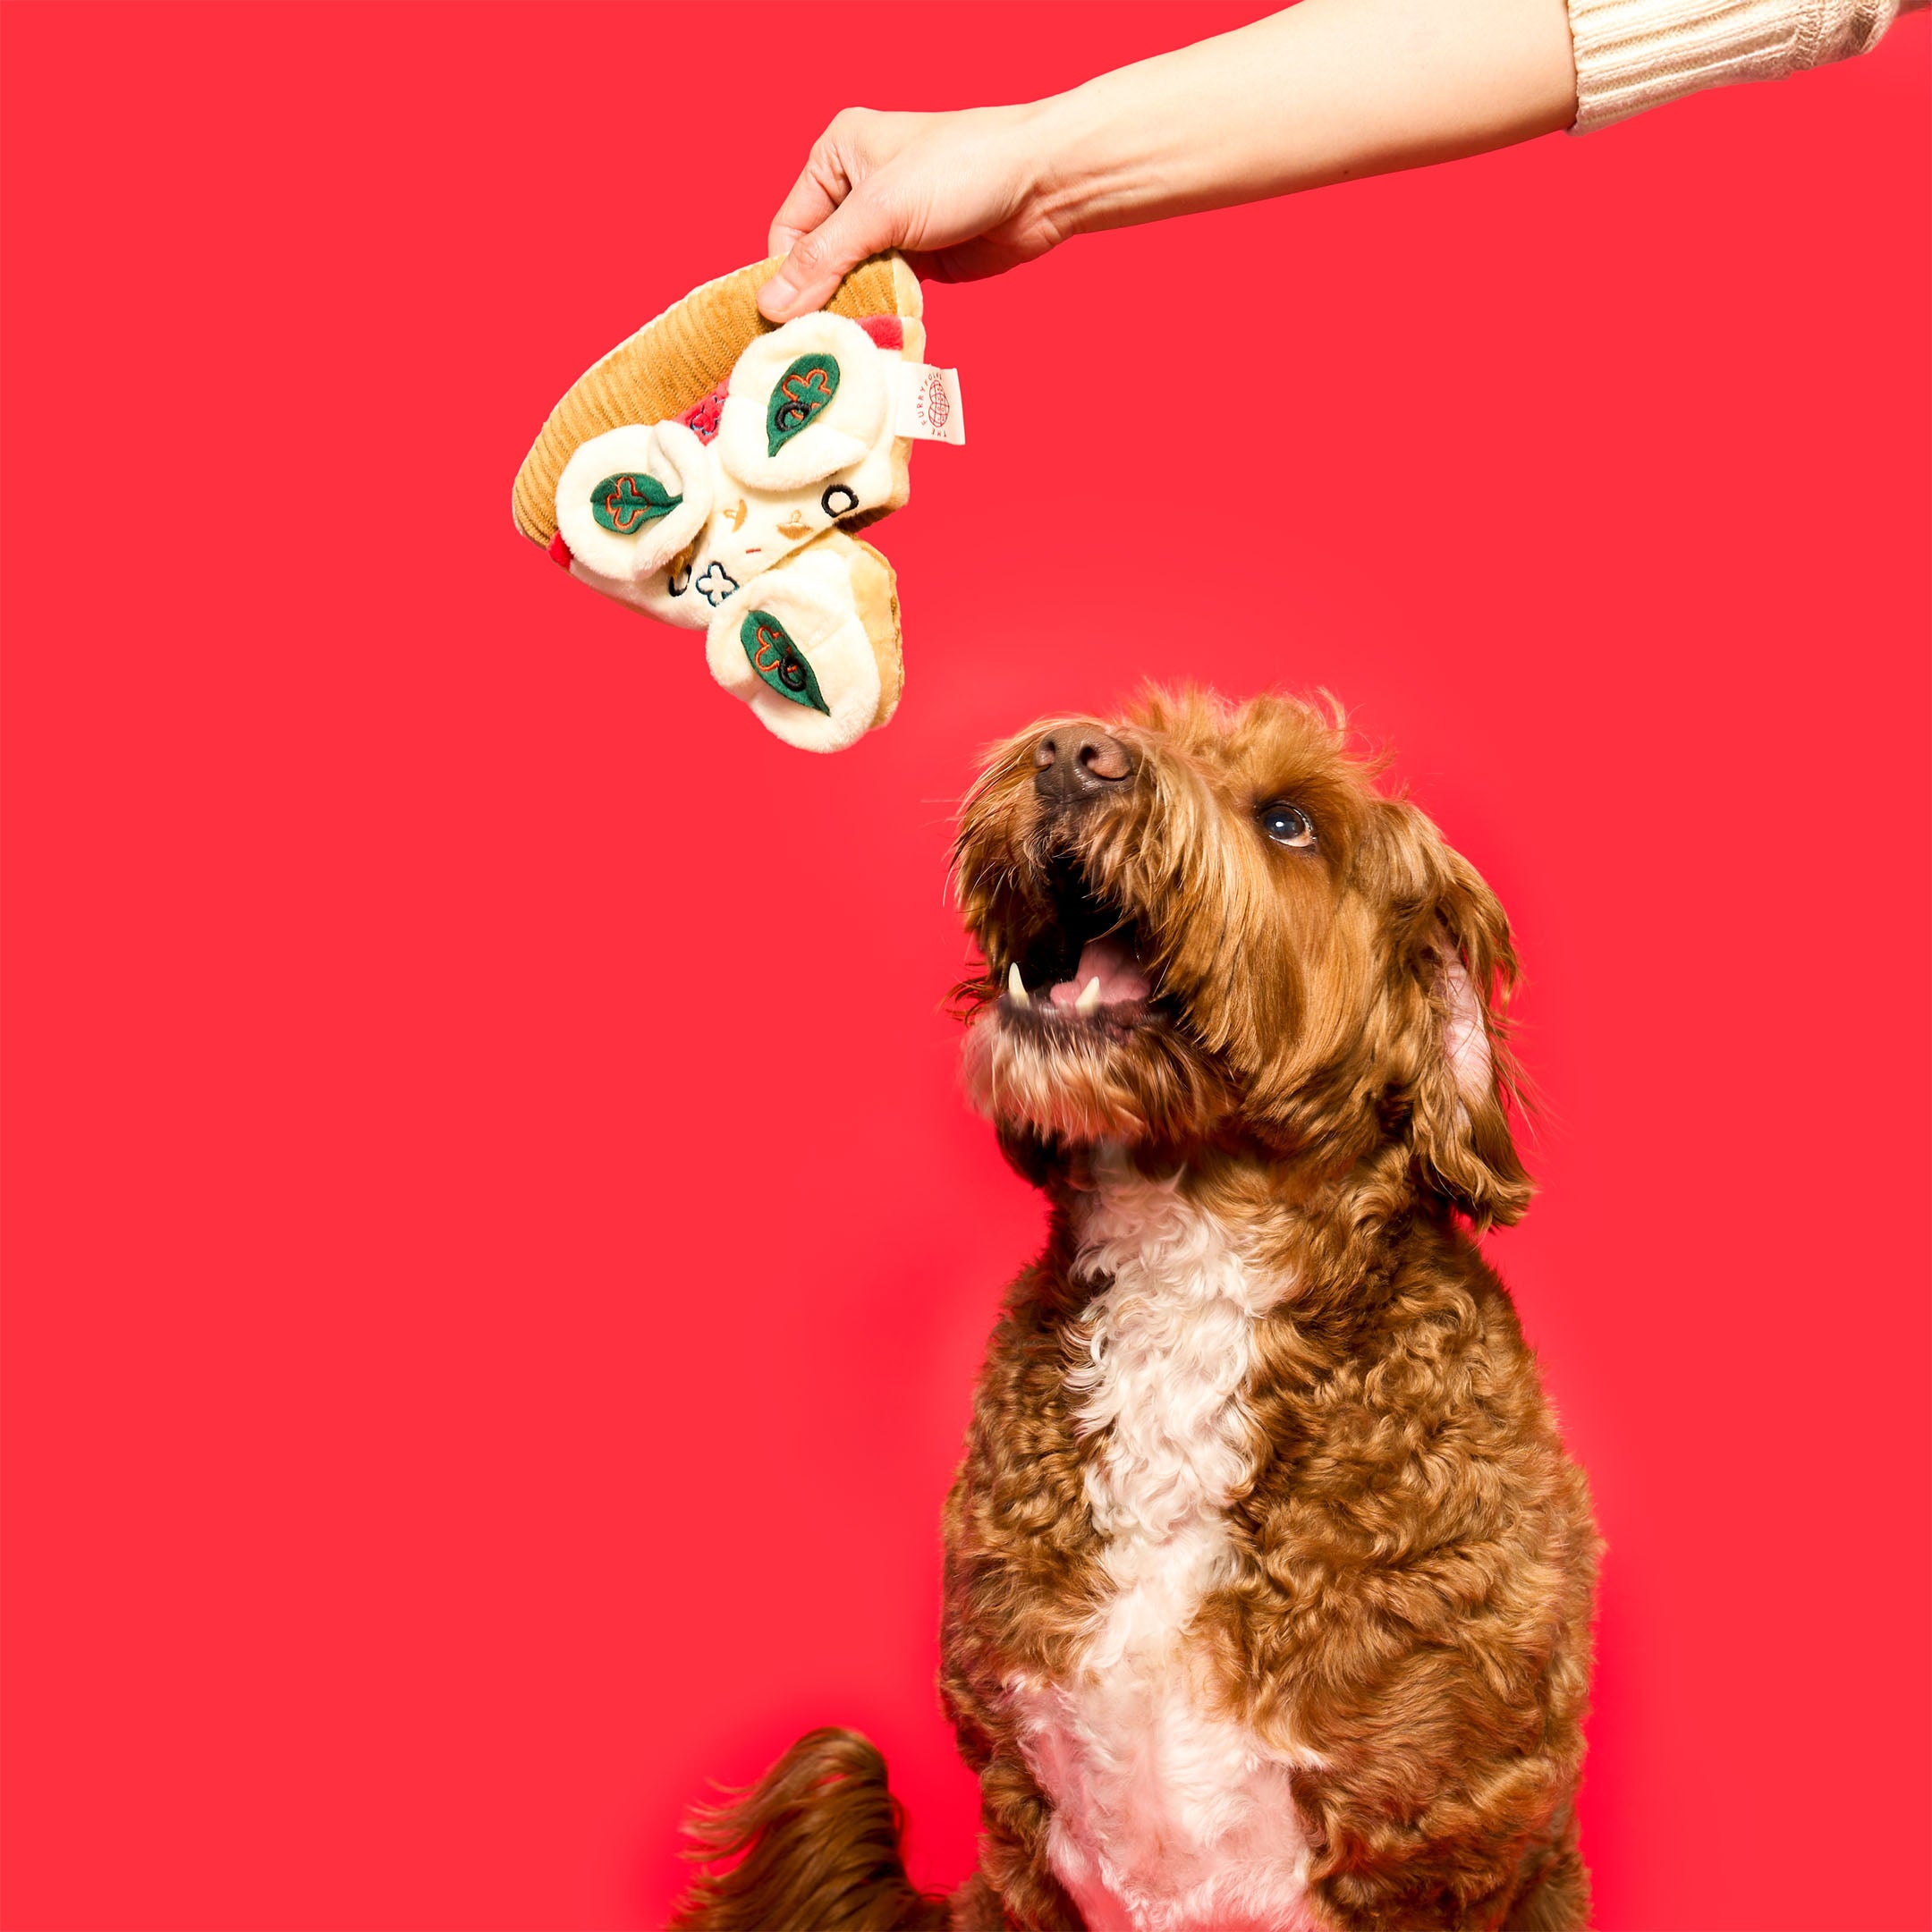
[953,689,1531,1225]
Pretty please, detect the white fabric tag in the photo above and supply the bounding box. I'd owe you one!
[889,361,965,444]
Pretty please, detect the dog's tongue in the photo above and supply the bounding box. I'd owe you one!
[1050,936,1152,1008]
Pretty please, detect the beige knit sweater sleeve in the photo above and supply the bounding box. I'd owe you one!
[1568,0,1901,130]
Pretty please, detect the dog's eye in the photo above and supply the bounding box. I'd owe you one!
[1258,801,1316,849]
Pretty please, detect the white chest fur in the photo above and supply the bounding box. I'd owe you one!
[1006,1168,1322,1932]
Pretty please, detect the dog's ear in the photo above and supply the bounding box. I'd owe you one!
[1376,806,1533,1227]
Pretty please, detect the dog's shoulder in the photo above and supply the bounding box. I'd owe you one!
[1238,1213,1589,1558]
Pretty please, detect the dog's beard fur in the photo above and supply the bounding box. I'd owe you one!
[953,686,1533,1226]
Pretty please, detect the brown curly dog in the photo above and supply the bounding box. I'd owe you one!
[672,690,1599,1932]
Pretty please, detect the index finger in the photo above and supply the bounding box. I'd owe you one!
[767,143,853,257]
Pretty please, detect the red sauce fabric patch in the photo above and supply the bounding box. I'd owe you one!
[547,531,573,569]
[856,314,903,352]
[677,382,727,443]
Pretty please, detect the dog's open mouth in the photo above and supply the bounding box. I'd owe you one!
[1001,860,1160,1030]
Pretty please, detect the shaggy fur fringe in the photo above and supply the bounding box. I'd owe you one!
[666,1728,946,1932]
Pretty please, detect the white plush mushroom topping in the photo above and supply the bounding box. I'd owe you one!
[714,313,890,494]
[555,419,712,582]
[703,544,880,753]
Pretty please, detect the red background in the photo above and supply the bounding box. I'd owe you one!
[4,4,1927,1928]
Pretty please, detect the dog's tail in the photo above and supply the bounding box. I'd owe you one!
[665,1727,949,1932]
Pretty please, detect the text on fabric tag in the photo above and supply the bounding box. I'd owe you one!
[889,362,966,445]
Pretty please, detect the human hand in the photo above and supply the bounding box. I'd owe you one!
[759,105,1071,322]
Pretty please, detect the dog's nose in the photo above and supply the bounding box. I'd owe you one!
[1033,729,1136,808]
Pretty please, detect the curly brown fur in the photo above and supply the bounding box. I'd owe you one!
[676,690,1597,1932]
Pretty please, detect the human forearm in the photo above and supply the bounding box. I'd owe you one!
[757,0,1576,319]
[1029,0,1578,241]
[758,0,1912,324]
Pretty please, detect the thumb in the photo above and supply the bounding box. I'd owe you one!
[758,186,901,323]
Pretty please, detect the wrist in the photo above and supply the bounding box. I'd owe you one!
[1021,82,1140,244]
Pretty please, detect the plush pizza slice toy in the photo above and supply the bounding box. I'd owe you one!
[512,252,958,753]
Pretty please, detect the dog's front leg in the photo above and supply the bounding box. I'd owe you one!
[950,1745,1083,1932]
[1289,1735,1588,1932]
[940,1640,1084,1932]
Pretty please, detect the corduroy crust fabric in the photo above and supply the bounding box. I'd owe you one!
[1568,0,1899,130]
[846,537,905,727]
[510,253,921,548]
[699,532,902,752]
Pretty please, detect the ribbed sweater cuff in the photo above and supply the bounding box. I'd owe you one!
[1569,0,1900,131]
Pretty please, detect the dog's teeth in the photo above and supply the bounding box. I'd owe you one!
[1007,962,1030,1009]
[1075,977,1102,1016]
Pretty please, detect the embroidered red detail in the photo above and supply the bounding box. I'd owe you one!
[856,314,903,352]
[775,362,835,428]
[678,381,728,443]
[548,531,573,569]
[751,623,786,674]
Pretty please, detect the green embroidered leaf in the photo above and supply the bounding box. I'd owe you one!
[740,609,830,716]
[590,472,682,536]
[766,355,841,458]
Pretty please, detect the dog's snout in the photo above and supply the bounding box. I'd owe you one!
[1033,729,1136,808]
